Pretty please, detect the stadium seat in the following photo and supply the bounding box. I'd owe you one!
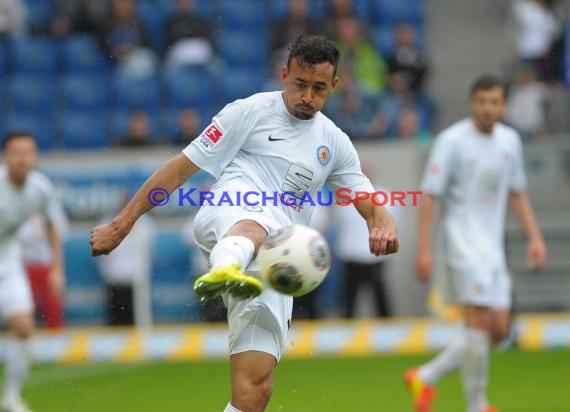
[137,0,172,51]
[4,112,55,150]
[164,67,216,109]
[12,37,58,73]
[0,42,7,76]
[220,66,266,103]
[60,74,110,111]
[370,0,425,27]
[219,0,269,29]
[59,111,110,149]
[217,29,268,66]
[24,0,54,34]
[7,74,57,113]
[60,34,111,73]
[161,106,213,143]
[112,73,162,111]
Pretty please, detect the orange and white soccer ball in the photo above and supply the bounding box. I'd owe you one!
[258,224,331,297]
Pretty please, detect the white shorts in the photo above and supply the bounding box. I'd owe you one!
[441,265,512,309]
[0,267,34,321]
[193,183,294,361]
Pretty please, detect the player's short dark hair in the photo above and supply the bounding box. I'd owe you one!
[2,131,36,150]
[287,34,341,78]
[470,75,507,98]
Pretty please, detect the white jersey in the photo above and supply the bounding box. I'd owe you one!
[421,118,527,271]
[0,167,59,276]
[183,91,374,225]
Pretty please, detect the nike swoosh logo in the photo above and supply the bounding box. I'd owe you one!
[268,135,285,142]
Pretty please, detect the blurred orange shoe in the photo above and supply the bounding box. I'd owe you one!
[404,368,436,412]
[483,407,500,412]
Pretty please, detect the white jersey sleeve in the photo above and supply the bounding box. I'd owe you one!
[509,133,527,192]
[182,101,249,178]
[326,133,374,198]
[421,131,456,196]
[32,171,63,225]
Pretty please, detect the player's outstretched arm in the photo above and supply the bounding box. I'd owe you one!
[353,196,399,256]
[415,194,437,281]
[508,191,548,271]
[91,153,200,256]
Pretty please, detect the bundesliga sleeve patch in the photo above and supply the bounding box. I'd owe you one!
[198,123,223,148]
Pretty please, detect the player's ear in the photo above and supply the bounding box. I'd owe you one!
[280,65,288,84]
[330,76,339,91]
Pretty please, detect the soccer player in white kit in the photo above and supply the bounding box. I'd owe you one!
[405,76,548,412]
[91,35,399,412]
[0,132,65,412]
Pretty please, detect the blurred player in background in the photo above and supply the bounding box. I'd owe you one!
[18,205,68,330]
[406,75,548,412]
[1,131,65,412]
[91,35,399,412]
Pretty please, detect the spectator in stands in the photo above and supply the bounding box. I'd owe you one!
[114,110,158,147]
[18,208,69,330]
[395,106,432,146]
[163,0,216,69]
[325,69,388,140]
[52,0,108,37]
[175,108,202,146]
[336,15,387,94]
[387,23,429,93]
[507,0,560,81]
[318,0,370,41]
[98,0,157,77]
[96,191,155,326]
[505,64,549,138]
[270,0,317,53]
[0,0,26,41]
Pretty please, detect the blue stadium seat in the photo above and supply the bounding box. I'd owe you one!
[60,74,110,111]
[4,112,55,150]
[0,42,7,76]
[7,74,57,113]
[218,30,268,66]
[220,66,266,103]
[12,37,58,73]
[161,106,213,143]
[370,0,425,27]
[137,1,171,50]
[112,73,162,111]
[374,24,426,58]
[219,0,269,29]
[24,0,54,33]
[164,67,216,110]
[59,111,110,149]
[60,35,111,73]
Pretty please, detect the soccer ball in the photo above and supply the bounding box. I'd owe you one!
[258,224,331,297]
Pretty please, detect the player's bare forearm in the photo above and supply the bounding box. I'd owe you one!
[354,196,399,256]
[417,194,437,253]
[46,220,63,272]
[91,153,199,256]
[508,191,548,271]
[508,191,543,241]
[113,153,199,233]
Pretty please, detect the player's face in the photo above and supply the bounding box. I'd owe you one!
[469,86,506,132]
[281,59,338,120]
[4,136,38,182]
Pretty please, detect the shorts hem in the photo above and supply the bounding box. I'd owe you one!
[229,344,281,362]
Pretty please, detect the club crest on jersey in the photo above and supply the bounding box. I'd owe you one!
[316,145,330,166]
[243,205,263,213]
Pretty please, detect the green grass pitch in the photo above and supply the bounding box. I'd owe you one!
[8,349,570,411]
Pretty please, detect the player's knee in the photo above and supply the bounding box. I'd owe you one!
[234,373,273,411]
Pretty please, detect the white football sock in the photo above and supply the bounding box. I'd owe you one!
[210,236,256,271]
[223,402,243,412]
[461,328,491,412]
[418,326,467,385]
[2,337,31,405]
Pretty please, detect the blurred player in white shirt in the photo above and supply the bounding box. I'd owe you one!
[91,35,399,412]
[0,132,65,412]
[405,76,548,412]
[18,205,68,329]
